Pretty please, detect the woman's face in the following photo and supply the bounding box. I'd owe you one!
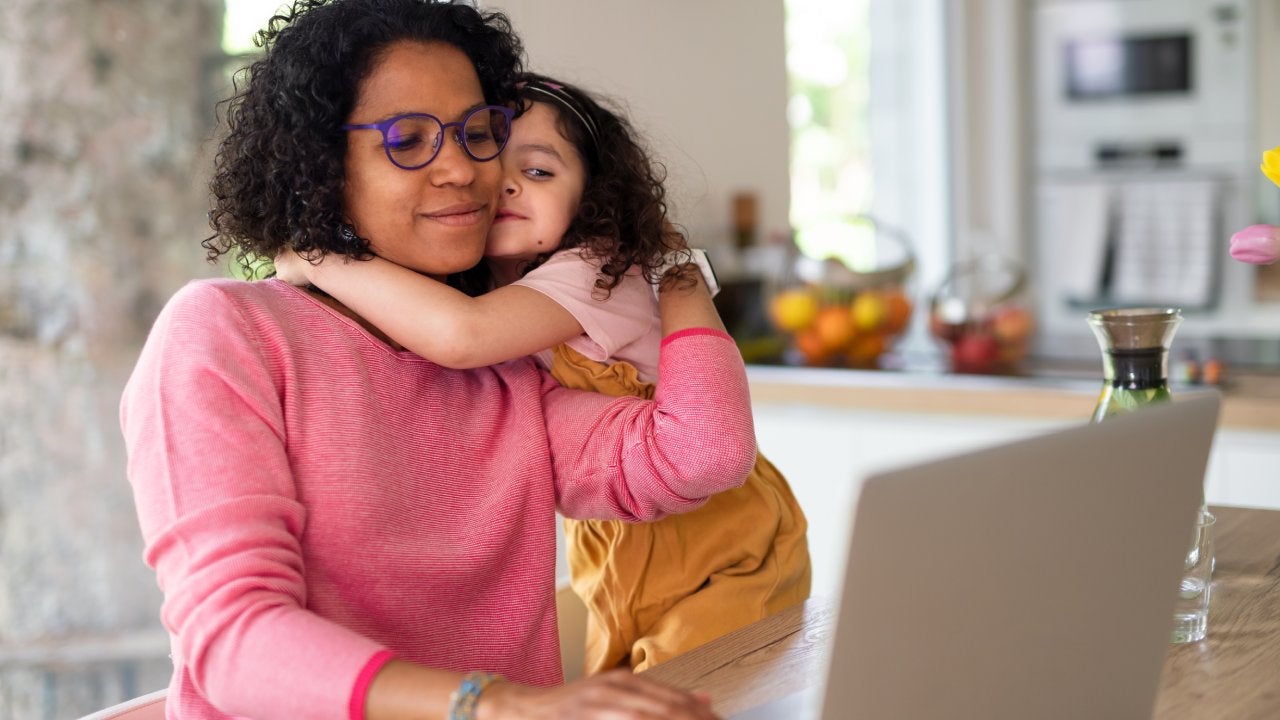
[485,102,587,266]
[343,41,502,279]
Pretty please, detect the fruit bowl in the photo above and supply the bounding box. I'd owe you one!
[767,217,915,368]
[928,254,1033,374]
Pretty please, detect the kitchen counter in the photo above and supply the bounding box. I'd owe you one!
[746,363,1280,431]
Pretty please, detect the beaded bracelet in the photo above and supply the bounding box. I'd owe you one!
[447,671,503,720]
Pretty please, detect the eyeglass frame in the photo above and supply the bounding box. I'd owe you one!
[342,104,516,170]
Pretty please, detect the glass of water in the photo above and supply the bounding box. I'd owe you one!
[1171,509,1216,643]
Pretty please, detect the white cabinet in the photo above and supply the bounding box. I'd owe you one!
[752,401,1280,598]
[752,404,1069,597]
[1206,429,1280,510]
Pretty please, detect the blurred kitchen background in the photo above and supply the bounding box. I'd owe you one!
[3,0,1280,716]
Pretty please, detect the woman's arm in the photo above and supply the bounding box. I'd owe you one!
[275,251,583,367]
[122,282,392,717]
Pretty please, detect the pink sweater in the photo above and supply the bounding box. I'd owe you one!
[120,279,755,720]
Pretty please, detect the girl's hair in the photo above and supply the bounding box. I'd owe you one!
[204,0,523,282]
[515,73,689,296]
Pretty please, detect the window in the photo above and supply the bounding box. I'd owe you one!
[785,0,949,355]
[785,0,873,265]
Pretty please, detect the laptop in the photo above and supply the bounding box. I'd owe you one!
[734,393,1220,720]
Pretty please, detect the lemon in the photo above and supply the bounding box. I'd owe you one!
[851,292,887,333]
[769,289,820,332]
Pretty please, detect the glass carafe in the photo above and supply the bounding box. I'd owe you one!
[1086,307,1181,423]
[1088,307,1214,644]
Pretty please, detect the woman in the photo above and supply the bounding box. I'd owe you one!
[120,1,751,718]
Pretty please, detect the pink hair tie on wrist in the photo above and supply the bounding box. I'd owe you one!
[1229,224,1280,265]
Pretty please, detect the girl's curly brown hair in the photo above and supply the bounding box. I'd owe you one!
[515,73,693,297]
[203,0,523,282]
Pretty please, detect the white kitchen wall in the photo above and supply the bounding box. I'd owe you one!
[482,1,792,252]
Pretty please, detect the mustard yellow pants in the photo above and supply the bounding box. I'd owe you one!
[550,344,812,674]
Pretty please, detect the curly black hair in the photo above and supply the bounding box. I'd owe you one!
[203,0,524,280]
[515,73,693,297]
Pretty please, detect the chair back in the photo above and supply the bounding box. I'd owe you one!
[77,688,167,720]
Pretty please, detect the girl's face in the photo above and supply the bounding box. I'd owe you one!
[485,102,587,267]
[342,41,502,279]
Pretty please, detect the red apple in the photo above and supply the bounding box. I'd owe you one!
[952,332,1001,374]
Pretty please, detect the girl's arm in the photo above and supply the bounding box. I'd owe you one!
[549,267,756,522]
[274,251,583,368]
[656,261,727,336]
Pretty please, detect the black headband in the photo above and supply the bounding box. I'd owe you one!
[520,80,600,153]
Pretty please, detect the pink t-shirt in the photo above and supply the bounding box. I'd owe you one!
[120,278,755,720]
[511,249,662,382]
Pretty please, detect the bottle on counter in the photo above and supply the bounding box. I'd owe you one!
[1086,307,1182,423]
[1087,306,1214,646]
[732,191,758,251]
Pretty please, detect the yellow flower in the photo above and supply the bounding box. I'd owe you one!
[1262,146,1280,188]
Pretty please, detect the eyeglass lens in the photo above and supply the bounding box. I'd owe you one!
[385,107,511,169]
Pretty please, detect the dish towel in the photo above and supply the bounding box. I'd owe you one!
[1037,181,1111,302]
[1111,179,1217,308]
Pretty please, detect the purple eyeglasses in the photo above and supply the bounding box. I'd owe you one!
[343,105,515,170]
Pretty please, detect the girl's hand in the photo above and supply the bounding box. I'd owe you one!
[479,669,720,720]
[273,250,314,286]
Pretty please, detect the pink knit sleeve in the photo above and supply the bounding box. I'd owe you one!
[546,328,757,520]
[120,282,386,719]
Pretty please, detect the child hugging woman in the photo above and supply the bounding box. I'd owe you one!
[276,72,812,675]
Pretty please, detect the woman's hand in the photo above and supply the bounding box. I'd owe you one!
[479,669,720,720]
[273,250,315,286]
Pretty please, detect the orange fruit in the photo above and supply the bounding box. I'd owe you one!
[881,290,912,335]
[848,333,887,367]
[812,305,858,352]
[794,327,833,365]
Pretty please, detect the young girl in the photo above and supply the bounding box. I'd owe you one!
[276,73,811,674]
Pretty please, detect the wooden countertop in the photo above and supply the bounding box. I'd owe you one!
[1153,506,1280,719]
[747,364,1280,431]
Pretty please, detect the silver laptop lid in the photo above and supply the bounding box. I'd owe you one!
[819,393,1219,720]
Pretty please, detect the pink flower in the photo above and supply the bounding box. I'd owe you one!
[1229,224,1280,265]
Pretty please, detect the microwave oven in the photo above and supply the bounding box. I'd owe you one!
[1064,33,1192,100]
